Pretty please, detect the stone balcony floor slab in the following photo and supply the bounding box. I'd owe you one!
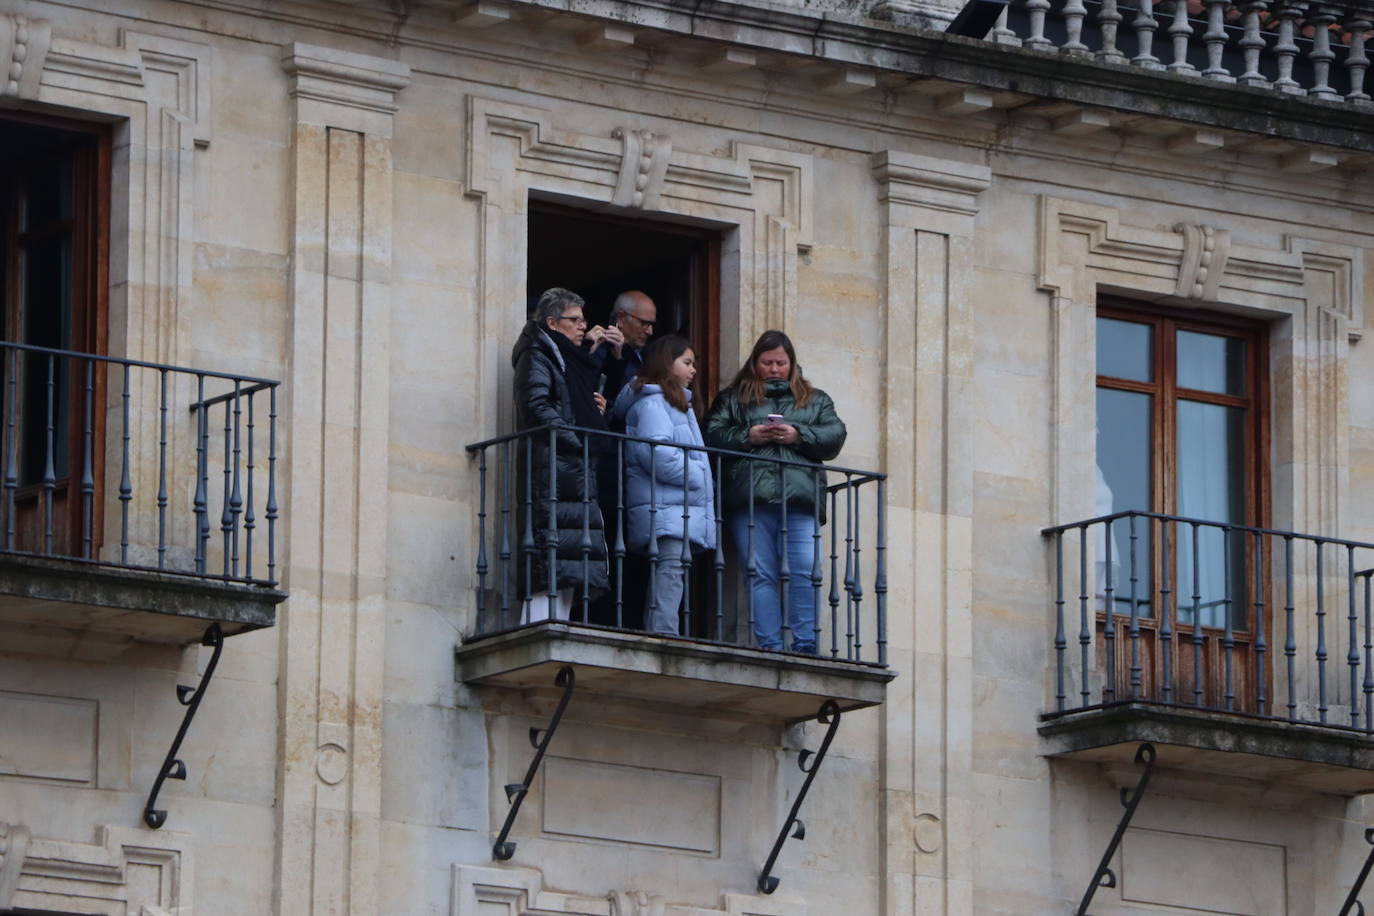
[0,553,285,646]
[456,623,897,721]
[1040,702,1374,795]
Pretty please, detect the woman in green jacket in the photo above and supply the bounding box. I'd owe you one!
[704,330,846,654]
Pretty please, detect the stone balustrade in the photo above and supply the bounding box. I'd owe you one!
[993,0,1372,104]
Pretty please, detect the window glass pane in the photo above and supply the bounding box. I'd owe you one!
[1176,400,1247,629]
[1096,387,1153,618]
[1177,330,1246,396]
[1097,317,1153,382]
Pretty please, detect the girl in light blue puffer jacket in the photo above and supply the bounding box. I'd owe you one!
[614,335,716,636]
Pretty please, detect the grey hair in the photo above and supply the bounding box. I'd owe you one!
[613,291,642,317]
[534,287,584,327]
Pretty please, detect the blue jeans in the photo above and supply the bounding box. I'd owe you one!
[729,506,818,653]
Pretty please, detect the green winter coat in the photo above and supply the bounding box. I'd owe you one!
[703,379,847,519]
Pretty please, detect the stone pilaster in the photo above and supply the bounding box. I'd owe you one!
[872,150,990,916]
[277,42,408,916]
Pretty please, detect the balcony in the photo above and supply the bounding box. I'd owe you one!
[0,341,285,647]
[1039,510,1374,794]
[457,425,896,722]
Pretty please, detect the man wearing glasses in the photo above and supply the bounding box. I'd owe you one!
[589,289,657,408]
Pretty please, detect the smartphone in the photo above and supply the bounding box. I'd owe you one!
[597,373,608,395]
[766,413,783,425]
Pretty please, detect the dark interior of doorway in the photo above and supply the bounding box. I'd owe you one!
[526,200,720,401]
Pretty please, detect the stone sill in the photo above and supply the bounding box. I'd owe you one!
[0,552,285,647]
[1040,702,1374,796]
[455,622,896,721]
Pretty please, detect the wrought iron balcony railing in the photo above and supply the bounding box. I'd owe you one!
[996,0,1372,105]
[0,339,280,587]
[464,424,888,667]
[1043,509,1374,730]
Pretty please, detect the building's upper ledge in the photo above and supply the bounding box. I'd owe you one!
[432,0,1374,162]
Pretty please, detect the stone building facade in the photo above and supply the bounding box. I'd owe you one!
[0,0,1372,913]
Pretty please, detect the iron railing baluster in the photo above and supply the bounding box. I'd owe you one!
[194,375,208,574]
[244,393,256,579]
[476,447,489,635]
[1104,518,1116,704]
[266,384,278,583]
[1286,535,1297,720]
[1079,525,1091,707]
[120,364,132,564]
[221,401,232,576]
[1319,539,1329,724]
[229,381,243,577]
[812,471,824,653]
[42,353,55,554]
[1191,522,1202,707]
[647,443,658,627]
[579,432,592,623]
[1366,571,1374,733]
[1222,527,1234,712]
[851,473,864,662]
[1128,514,1141,699]
[614,438,625,629]
[875,477,887,667]
[157,368,169,569]
[4,349,16,551]
[829,488,841,658]
[843,476,854,660]
[681,444,692,635]
[1353,545,1362,728]
[1055,530,1067,712]
[1253,531,1265,716]
[499,441,513,631]
[713,452,725,642]
[81,359,94,559]
[779,470,791,649]
[1160,519,1173,704]
[546,427,557,620]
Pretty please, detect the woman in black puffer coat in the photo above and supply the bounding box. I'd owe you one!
[512,288,610,621]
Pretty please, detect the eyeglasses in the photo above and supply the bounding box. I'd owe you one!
[556,314,587,327]
[623,314,655,329]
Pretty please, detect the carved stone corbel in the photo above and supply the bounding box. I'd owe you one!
[0,15,51,100]
[0,821,32,909]
[612,127,672,209]
[1174,223,1231,301]
[611,889,667,916]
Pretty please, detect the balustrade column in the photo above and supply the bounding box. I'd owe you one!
[1025,0,1055,50]
[1097,0,1129,64]
[1132,0,1163,70]
[1063,0,1092,55]
[1202,0,1237,81]
[1273,3,1305,93]
[1238,0,1272,86]
[1345,15,1373,102]
[1167,0,1197,73]
[1308,6,1341,100]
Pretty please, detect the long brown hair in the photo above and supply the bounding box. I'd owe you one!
[633,335,695,414]
[727,329,814,408]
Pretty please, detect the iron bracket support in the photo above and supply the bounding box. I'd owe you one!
[493,665,575,860]
[143,622,224,829]
[1077,742,1156,915]
[1340,827,1374,915]
[758,699,842,894]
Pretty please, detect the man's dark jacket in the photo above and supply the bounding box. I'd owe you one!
[512,321,609,597]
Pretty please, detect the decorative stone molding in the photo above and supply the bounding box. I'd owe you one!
[1174,223,1232,301]
[0,821,30,910]
[282,41,410,135]
[0,15,50,100]
[464,95,814,436]
[452,865,805,915]
[871,148,989,916]
[612,128,672,209]
[2,825,190,914]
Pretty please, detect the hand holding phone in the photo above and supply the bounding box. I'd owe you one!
[766,413,783,425]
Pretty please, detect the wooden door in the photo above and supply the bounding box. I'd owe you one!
[0,116,109,558]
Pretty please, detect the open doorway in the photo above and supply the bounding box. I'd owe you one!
[527,200,721,401]
[526,200,724,637]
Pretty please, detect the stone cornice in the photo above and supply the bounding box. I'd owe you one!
[479,0,1374,152]
[871,150,991,217]
[281,41,410,115]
